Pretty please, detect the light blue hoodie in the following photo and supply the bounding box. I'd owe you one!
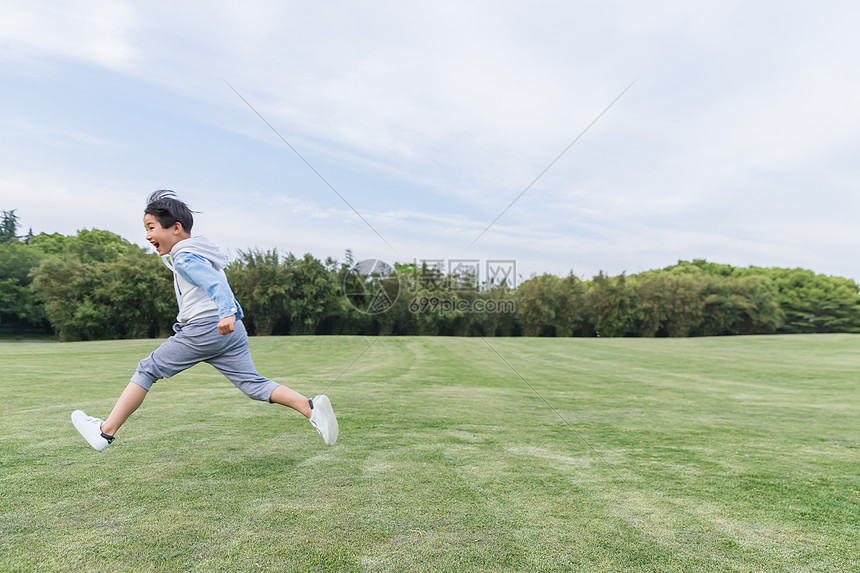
[161,236,243,324]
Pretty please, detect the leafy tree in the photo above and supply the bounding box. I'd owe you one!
[630,273,671,337]
[661,273,706,337]
[28,229,135,263]
[30,257,92,340]
[288,254,340,335]
[768,269,860,333]
[515,274,561,336]
[227,249,292,335]
[27,232,71,256]
[0,279,44,332]
[326,251,375,335]
[585,272,636,337]
[96,249,176,338]
[695,275,782,336]
[67,229,136,263]
[30,245,174,340]
[1,210,19,243]
[469,281,518,337]
[514,274,584,337]
[632,262,785,337]
[227,250,343,335]
[0,240,47,332]
[400,264,467,336]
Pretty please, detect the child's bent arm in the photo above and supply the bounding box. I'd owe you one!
[173,253,239,319]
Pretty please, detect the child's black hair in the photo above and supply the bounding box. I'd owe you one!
[144,190,194,232]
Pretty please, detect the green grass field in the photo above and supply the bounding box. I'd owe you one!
[1,335,857,572]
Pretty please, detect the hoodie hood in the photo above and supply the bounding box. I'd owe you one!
[169,236,229,271]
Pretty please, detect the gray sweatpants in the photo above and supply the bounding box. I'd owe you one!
[130,317,280,402]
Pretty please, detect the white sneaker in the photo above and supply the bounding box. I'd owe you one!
[71,410,114,451]
[309,395,338,446]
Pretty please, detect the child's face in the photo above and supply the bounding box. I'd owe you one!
[144,214,187,255]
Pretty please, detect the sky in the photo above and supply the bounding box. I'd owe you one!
[1,1,859,285]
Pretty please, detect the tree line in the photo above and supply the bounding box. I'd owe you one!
[3,211,860,340]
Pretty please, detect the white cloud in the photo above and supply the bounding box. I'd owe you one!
[1,117,112,148]
[0,0,137,68]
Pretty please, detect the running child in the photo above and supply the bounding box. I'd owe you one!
[72,190,338,450]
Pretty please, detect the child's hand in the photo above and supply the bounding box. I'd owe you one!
[217,315,236,335]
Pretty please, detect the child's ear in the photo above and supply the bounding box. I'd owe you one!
[172,222,184,235]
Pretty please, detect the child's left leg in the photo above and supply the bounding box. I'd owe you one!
[210,319,338,445]
[269,385,313,419]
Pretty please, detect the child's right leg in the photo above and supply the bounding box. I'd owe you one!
[101,382,149,436]
[72,322,206,450]
[70,383,147,451]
